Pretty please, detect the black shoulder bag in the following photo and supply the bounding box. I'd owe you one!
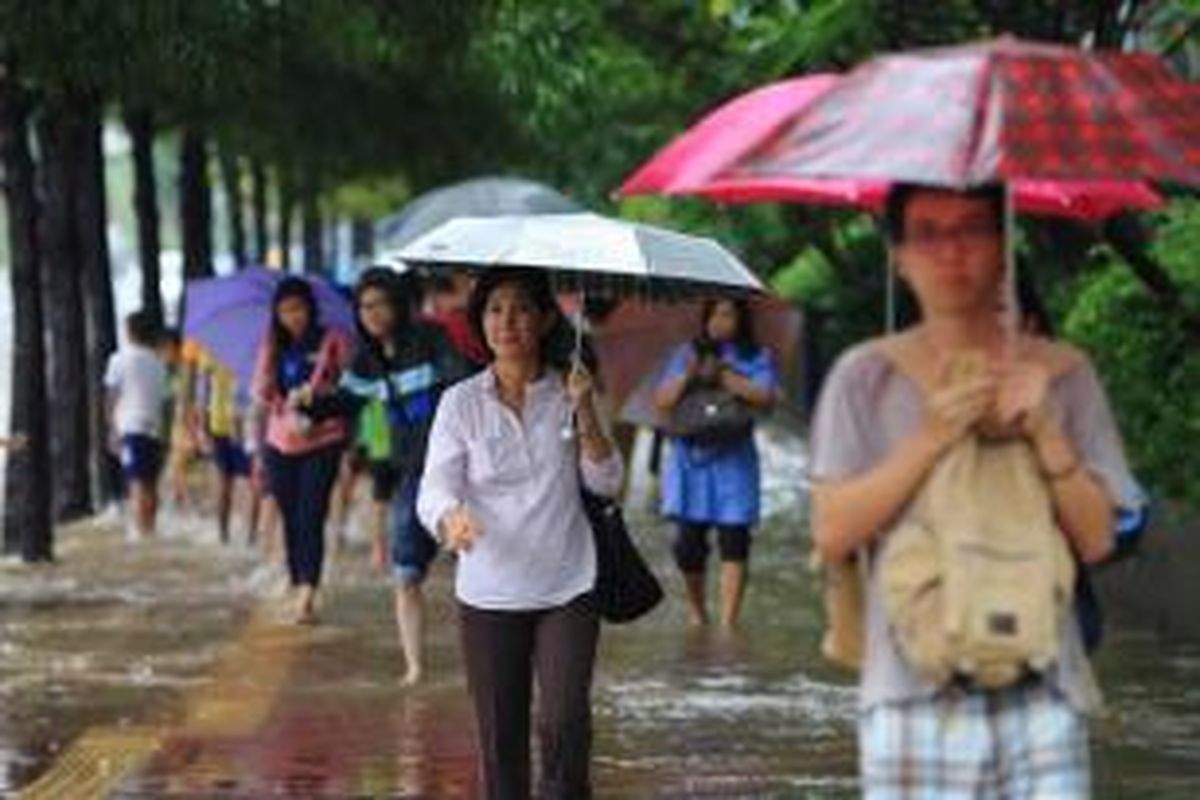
[574,404,663,623]
[581,486,664,624]
[666,385,754,447]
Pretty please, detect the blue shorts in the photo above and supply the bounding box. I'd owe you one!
[390,473,438,586]
[120,434,163,484]
[212,436,251,477]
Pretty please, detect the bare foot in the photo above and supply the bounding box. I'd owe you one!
[292,587,318,625]
[400,667,422,688]
[293,605,318,625]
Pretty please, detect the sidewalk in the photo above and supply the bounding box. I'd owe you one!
[3,512,481,799]
[0,502,865,799]
[8,494,1197,798]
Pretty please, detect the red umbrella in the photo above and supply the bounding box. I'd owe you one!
[618,70,1167,219]
[690,176,1163,221]
[619,75,841,197]
[718,38,1200,188]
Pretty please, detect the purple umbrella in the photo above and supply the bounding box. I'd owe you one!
[183,267,357,389]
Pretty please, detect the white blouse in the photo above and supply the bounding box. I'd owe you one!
[417,368,624,610]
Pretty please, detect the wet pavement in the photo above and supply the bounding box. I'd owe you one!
[2,432,1200,798]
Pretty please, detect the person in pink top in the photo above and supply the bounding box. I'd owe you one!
[251,277,351,624]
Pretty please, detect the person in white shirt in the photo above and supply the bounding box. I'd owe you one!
[418,268,623,800]
[105,310,169,541]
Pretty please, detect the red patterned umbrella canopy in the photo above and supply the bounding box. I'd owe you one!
[617,72,1164,219]
[722,37,1200,187]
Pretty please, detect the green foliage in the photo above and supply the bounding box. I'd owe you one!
[1152,198,1200,299]
[772,248,838,308]
[0,0,504,197]
[327,177,413,221]
[1062,200,1200,507]
[470,1,685,207]
[769,212,895,382]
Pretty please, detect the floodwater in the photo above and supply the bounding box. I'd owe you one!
[1,428,1199,798]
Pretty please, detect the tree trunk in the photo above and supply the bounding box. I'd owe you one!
[77,102,121,506]
[37,102,92,522]
[1,75,53,561]
[350,216,374,262]
[277,168,293,271]
[301,178,322,274]
[179,126,213,290]
[324,214,339,274]
[251,158,269,264]
[218,144,247,268]
[125,108,163,330]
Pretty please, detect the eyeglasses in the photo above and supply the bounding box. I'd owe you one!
[901,219,1000,251]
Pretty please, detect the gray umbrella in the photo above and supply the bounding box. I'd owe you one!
[375,176,582,251]
[391,212,763,300]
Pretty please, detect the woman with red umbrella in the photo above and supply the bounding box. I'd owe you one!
[810,184,1140,796]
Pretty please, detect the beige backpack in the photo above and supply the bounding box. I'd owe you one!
[881,337,1080,688]
[816,336,1080,687]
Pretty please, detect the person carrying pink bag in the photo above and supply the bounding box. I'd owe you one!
[250,277,351,624]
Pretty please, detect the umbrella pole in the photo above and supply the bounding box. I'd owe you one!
[562,288,587,441]
[574,289,585,371]
[885,248,897,334]
[1003,183,1020,355]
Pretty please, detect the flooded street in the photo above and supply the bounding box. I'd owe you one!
[1,430,1199,797]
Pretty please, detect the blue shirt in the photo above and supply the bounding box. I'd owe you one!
[658,342,778,527]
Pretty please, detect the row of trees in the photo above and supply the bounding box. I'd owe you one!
[2,1,1197,562]
[0,1,502,560]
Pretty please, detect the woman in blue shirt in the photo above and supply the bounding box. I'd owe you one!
[654,298,779,628]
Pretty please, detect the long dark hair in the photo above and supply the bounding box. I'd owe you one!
[467,268,597,374]
[354,267,421,361]
[269,276,322,359]
[696,297,758,360]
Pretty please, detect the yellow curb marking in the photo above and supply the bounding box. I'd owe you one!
[16,727,164,800]
[18,606,311,798]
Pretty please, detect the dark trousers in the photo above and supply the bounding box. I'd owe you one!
[263,444,343,587]
[459,593,600,800]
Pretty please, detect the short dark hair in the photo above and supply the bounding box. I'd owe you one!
[125,310,160,346]
[466,268,596,373]
[883,183,1005,244]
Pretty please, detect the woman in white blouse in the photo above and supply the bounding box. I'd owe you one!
[417,268,623,800]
